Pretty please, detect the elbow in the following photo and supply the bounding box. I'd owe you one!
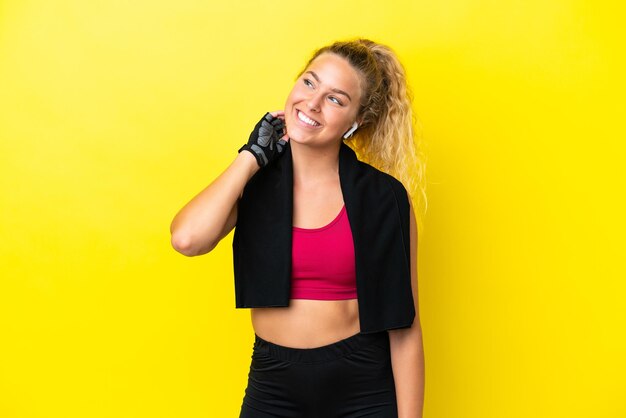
[170,233,194,256]
[170,232,216,257]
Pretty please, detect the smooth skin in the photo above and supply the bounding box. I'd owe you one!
[170,52,424,417]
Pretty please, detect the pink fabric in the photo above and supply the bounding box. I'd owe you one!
[290,204,357,300]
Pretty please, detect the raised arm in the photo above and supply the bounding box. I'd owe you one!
[169,110,288,257]
[170,150,259,256]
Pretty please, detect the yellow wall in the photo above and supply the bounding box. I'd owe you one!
[1,1,623,417]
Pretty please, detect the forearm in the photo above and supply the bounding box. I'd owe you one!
[170,150,259,255]
[389,325,425,418]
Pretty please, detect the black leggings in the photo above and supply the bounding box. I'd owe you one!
[239,331,398,418]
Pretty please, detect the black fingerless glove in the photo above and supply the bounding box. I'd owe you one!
[238,112,288,168]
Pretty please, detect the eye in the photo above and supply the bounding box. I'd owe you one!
[329,96,343,105]
[302,78,344,106]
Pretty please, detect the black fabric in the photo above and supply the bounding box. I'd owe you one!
[232,140,415,334]
[239,331,398,417]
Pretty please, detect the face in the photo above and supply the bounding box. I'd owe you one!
[284,52,363,148]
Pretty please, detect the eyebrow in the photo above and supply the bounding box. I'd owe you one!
[305,71,352,102]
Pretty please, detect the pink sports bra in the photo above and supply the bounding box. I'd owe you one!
[290,204,357,300]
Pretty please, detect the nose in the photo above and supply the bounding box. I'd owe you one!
[306,91,323,112]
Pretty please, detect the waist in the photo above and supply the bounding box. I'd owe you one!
[250,299,360,348]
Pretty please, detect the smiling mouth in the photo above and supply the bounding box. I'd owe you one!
[296,109,321,127]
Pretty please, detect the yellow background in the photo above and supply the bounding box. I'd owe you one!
[1,0,623,417]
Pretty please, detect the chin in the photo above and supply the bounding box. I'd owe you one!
[286,133,305,144]
[286,125,311,142]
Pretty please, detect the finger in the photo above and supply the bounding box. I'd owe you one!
[271,112,285,120]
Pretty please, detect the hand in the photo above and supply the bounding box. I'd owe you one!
[238,111,289,168]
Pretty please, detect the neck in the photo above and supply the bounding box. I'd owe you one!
[289,140,342,187]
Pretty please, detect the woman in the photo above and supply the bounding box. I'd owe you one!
[170,38,426,418]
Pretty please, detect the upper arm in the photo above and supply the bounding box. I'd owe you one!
[215,199,238,246]
[212,188,245,249]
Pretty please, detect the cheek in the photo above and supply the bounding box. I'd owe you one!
[328,113,350,128]
[290,84,309,99]
[285,91,299,108]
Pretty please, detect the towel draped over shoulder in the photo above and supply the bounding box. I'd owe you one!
[232,141,415,334]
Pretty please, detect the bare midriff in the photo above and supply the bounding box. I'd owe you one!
[251,298,361,349]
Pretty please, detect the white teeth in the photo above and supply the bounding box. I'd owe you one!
[297,110,320,126]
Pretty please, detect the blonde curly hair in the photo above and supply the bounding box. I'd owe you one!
[295,38,428,235]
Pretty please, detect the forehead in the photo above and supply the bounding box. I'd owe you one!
[305,53,362,96]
